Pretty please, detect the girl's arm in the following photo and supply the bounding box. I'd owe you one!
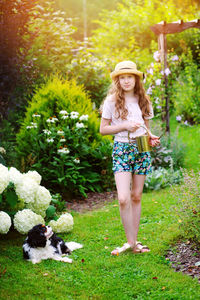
[100,118,140,136]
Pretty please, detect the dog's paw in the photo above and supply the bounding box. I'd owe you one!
[32,259,41,264]
[62,257,72,263]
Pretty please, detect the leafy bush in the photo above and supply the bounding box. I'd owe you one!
[171,169,200,245]
[66,45,111,109]
[16,76,113,198]
[150,120,186,170]
[172,51,200,124]
[144,167,182,192]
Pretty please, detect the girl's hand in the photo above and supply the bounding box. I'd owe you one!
[149,134,160,147]
[124,121,141,132]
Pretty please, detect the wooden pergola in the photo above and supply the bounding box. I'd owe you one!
[150,19,200,133]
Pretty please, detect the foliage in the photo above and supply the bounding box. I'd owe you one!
[24,1,76,77]
[144,167,182,191]
[16,76,113,198]
[172,50,200,124]
[0,0,37,121]
[66,44,111,108]
[92,0,198,64]
[171,169,200,245]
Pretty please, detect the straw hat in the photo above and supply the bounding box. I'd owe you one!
[110,61,143,80]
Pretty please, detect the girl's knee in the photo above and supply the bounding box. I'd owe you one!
[118,194,130,208]
[131,192,142,202]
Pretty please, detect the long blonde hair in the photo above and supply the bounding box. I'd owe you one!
[107,75,152,120]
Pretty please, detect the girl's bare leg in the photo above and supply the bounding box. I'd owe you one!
[131,174,148,252]
[113,172,135,249]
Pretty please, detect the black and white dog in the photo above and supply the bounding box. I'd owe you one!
[23,224,83,264]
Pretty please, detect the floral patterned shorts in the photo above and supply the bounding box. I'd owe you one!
[112,141,152,175]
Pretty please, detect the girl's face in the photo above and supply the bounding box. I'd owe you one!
[118,74,136,92]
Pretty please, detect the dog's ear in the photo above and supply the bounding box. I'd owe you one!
[27,225,47,248]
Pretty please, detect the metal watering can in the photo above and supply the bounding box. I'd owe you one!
[135,124,152,153]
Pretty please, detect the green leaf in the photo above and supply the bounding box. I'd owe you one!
[46,205,56,219]
[5,190,18,208]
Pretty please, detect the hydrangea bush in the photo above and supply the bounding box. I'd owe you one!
[0,164,74,235]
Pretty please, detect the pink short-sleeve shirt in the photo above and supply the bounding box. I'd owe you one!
[102,95,154,143]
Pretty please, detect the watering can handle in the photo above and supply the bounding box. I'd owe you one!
[139,124,151,136]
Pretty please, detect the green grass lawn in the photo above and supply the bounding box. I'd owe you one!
[1,120,200,299]
[1,187,200,300]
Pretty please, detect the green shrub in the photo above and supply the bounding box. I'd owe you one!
[172,50,200,124]
[144,167,182,192]
[150,120,186,170]
[16,76,113,199]
[171,169,200,245]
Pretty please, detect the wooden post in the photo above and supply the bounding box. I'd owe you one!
[150,19,200,134]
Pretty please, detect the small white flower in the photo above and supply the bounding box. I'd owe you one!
[73,158,80,164]
[160,70,164,75]
[57,130,64,135]
[60,138,66,142]
[164,68,171,76]
[47,138,54,143]
[79,114,88,121]
[0,211,12,234]
[176,115,182,122]
[70,111,79,119]
[153,51,160,62]
[155,79,161,86]
[31,122,37,128]
[46,117,58,123]
[43,129,51,135]
[155,97,160,104]
[57,147,70,154]
[157,105,162,110]
[26,126,35,129]
[61,115,68,120]
[184,120,189,126]
[171,55,179,61]
[59,110,68,115]
[0,147,6,154]
[32,113,41,117]
[76,122,85,129]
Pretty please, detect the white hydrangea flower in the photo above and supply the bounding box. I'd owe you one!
[24,170,42,185]
[8,167,23,185]
[15,176,39,204]
[0,164,10,194]
[79,114,88,121]
[0,211,12,234]
[14,209,45,234]
[27,186,51,217]
[48,213,73,233]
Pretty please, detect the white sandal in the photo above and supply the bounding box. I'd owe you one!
[111,243,131,255]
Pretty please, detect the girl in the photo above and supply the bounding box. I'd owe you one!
[100,61,160,255]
